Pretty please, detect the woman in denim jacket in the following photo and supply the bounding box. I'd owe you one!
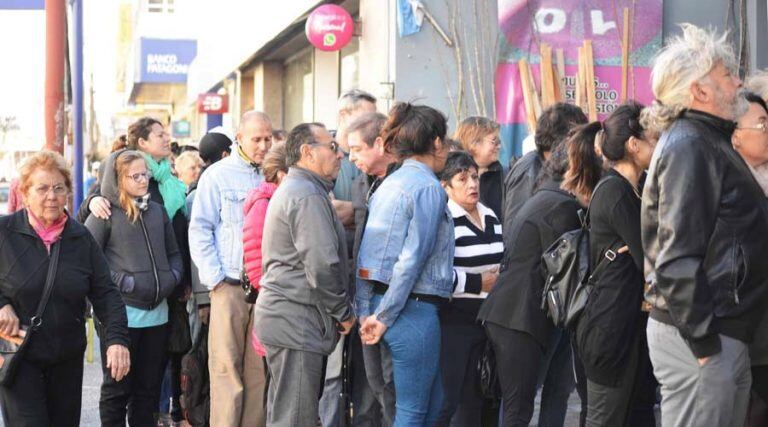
[356,102,454,426]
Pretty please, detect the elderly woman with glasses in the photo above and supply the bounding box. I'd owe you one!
[452,117,505,219]
[0,151,130,426]
[732,92,768,418]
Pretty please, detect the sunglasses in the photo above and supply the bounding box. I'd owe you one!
[312,140,339,153]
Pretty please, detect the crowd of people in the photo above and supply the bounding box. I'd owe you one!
[1,23,768,427]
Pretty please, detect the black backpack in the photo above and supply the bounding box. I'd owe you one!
[180,323,210,427]
[541,177,623,329]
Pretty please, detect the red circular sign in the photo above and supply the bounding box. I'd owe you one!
[305,4,354,52]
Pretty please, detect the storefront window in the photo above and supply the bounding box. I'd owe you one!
[283,48,314,131]
[339,36,359,94]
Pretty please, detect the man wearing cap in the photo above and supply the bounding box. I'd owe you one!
[189,111,272,426]
[186,129,233,340]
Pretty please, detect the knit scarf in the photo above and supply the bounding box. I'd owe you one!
[141,153,187,219]
[27,209,67,253]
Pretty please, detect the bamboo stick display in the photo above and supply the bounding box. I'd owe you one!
[575,46,585,111]
[555,48,566,102]
[621,8,630,102]
[519,59,539,132]
[527,60,543,118]
[583,40,598,121]
[540,43,556,108]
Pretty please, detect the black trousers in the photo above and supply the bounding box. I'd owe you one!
[485,323,544,427]
[99,323,169,427]
[753,365,768,407]
[435,302,490,427]
[0,355,84,427]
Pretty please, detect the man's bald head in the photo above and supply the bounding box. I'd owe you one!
[239,110,272,132]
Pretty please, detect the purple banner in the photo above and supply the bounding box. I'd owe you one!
[495,0,662,160]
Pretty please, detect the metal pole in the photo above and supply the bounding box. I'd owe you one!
[72,0,84,211]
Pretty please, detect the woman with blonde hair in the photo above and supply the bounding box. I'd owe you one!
[453,117,504,218]
[85,150,183,425]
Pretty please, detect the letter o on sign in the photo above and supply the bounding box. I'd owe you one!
[534,8,567,34]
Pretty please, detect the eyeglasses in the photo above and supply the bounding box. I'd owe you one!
[33,184,68,197]
[312,140,339,153]
[738,122,768,134]
[126,172,151,183]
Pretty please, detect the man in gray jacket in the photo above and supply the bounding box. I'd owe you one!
[254,122,356,427]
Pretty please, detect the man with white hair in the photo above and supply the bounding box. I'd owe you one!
[641,24,768,426]
[190,110,272,426]
[320,89,378,427]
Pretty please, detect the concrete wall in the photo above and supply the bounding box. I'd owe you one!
[390,0,499,132]
[357,0,498,132]
[314,50,342,129]
[358,0,395,113]
[662,0,767,71]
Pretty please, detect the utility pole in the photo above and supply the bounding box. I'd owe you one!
[72,0,84,210]
[44,0,65,153]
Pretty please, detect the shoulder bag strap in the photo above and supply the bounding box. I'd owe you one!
[583,175,622,228]
[29,242,61,331]
[587,239,625,284]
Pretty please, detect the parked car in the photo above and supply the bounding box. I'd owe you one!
[0,181,9,215]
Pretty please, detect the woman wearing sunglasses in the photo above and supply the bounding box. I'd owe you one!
[85,150,184,426]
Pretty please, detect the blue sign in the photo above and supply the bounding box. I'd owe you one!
[0,0,44,9]
[172,120,191,138]
[138,38,197,83]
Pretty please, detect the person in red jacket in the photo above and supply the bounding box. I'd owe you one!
[242,142,288,356]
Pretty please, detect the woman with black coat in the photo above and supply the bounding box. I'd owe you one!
[86,149,184,425]
[0,151,130,426]
[477,145,581,427]
[562,103,658,426]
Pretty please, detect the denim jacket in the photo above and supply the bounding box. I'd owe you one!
[189,151,263,289]
[355,159,454,326]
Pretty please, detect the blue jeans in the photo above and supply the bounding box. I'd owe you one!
[371,294,444,426]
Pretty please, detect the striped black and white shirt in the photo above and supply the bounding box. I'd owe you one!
[450,200,504,299]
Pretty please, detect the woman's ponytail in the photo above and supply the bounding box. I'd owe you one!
[561,121,604,201]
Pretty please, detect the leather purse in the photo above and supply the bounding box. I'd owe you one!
[0,242,61,386]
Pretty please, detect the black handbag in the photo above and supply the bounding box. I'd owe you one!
[540,177,622,329]
[240,264,258,304]
[167,299,192,354]
[477,340,501,401]
[0,242,61,386]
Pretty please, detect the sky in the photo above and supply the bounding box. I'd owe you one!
[0,0,119,152]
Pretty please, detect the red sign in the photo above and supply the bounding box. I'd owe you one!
[305,4,354,52]
[197,93,229,114]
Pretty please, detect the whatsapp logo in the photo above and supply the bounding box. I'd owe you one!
[323,33,337,47]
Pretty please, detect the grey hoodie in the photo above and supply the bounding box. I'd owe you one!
[85,150,183,310]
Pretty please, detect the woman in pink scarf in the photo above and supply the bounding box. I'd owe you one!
[0,151,130,426]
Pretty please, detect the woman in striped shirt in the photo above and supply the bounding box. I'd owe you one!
[434,151,504,426]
